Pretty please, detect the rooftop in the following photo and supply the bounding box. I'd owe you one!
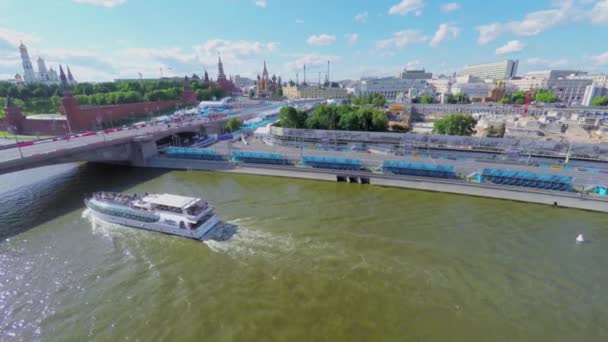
[143,193,199,209]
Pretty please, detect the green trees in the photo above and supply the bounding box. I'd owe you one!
[591,96,608,106]
[446,92,470,104]
[535,90,559,103]
[278,106,308,128]
[499,97,510,104]
[225,117,243,133]
[420,96,435,104]
[0,79,226,115]
[433,114,477,136]
[351,93,386,107]
[278,105,388,132]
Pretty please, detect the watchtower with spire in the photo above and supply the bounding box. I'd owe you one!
[59,65,81,133]
[217,54,227,82]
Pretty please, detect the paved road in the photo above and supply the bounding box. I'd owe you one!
[0,103,285,164]
[212,139,608,187]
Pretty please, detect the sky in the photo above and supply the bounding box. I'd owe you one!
[0,0,608,82]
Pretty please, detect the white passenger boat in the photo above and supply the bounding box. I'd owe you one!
[85,192,220,240]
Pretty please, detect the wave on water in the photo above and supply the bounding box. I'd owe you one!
[82,211,294,259]
[203,217,295,258]
[82,209,150,242]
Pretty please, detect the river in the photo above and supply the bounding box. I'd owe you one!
[1,163,608,341]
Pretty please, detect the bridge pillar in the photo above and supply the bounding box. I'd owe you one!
[130,138,158,166]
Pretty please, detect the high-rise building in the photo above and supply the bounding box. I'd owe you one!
[399,69,432,80]
[19,42,36,84]
[461,60,519,80]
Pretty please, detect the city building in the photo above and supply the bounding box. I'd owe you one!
[570,74,608,106]
[450,82,493,100]
[355,77,431,101]
[233,75,255,89]
[461,60,519,80]
[427,78,453,96]
[283,84,348,99]
[508,70,592,105]
[399,68,432,80]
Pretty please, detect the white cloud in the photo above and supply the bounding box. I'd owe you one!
[0,27,41,47]
[476,1,586,44]
[193,39,279,66]
[120,47,195,63]
[376,30,427,49]
[591,0,608,24]
[254,0,267,8]
[345,33,359,45]
[429,23,460,47]
[592,51,608,65]
[526,57,570,68]
[307,34,336,46]
[495,40,525,55]
[388,0,424,16]
[295,19,305,24]
[354,12,369,23]
[283,54,340,73]
[440,2,460,12]
[72,0,126,8]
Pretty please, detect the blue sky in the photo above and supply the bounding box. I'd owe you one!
[1,0,607,82]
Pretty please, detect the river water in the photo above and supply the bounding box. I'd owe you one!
[1,163,608,341]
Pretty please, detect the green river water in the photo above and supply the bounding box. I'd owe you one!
[1,163,608,341]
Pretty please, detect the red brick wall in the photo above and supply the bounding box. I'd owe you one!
[21,119,69,135]
[70,100,181,131]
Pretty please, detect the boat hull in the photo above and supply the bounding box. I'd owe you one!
[85,202,219,240]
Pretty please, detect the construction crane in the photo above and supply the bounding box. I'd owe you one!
[522,88,534,117]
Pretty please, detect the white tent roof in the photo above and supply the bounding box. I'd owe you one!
[143,194,199,209]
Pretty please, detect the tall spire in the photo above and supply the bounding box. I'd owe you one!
[67,66,75,83]
[59,65,71,95]
[217,53,226,81]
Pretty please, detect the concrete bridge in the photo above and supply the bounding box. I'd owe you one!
[0,118,225,176]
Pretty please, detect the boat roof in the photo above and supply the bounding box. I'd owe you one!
[142,193,199,209]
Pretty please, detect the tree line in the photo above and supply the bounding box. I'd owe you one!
[0,79,225,117]
[500,89,560,104]
[278,104,388,132]
[433,114,477,136]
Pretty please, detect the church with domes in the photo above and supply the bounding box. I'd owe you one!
[13,42,76,85]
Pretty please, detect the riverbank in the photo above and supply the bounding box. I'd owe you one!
[145,157,608,213]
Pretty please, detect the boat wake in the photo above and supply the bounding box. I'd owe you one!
[83,210,293,259]
[203,218,294,258]
[82,209,144,240]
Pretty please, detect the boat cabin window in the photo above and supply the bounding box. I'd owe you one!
[185,201,208,216]
[155,204,183,214]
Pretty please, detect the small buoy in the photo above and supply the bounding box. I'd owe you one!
[576,234,585,243]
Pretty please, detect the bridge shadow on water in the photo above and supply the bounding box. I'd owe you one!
[0,162,169,240]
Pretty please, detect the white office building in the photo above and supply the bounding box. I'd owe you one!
[450,82,493,99]
[461,60,519,80]
[508,70,592,105]
[356,77,431,100]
